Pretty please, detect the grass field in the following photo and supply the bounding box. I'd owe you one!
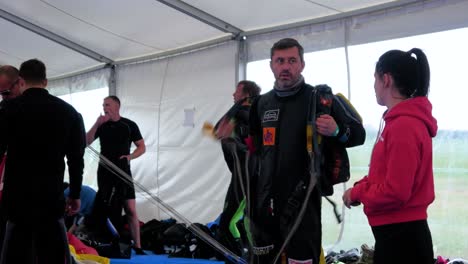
[322,130,468,258]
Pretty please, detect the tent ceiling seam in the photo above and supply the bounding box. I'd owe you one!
[154,0,243,36]
[49,64,109,81]
[0,8,114,64]
[0,47,24,61]
[115,36,233,66]
[39,0,164,51]
[303,0,343,13]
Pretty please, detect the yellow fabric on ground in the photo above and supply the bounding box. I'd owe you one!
[320,246,325,264]
[69,245,110,264]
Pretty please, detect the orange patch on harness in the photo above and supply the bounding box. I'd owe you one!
[263,127,275,146]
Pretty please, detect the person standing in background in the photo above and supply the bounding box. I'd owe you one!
[215,80,261,257]
[86,95,146,254]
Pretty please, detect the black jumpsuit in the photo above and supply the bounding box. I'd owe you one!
[248,82,365,263]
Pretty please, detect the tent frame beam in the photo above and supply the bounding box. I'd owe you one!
[115,35,233,66]
[3,0,438,79]
[121,0,426,66]
[0,8,114,64]
[154,0,242,36]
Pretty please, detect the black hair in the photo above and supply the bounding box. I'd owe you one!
[270,38,304,63]
[19,59,47,84]
[105,95,121,106]
[238,80,261,98]
[375,48,430,97]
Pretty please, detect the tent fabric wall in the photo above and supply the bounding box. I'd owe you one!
[246,0,468,63]
[48,67,110,96]
[48,68,111,132]
[47,69,110,189]
[115,41,239,223]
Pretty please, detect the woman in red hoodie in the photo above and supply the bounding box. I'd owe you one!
[343,48,437,264]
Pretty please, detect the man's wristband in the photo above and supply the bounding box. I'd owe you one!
[332,126,340,137]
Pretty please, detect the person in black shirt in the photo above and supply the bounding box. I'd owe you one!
[86,95,146,253]
[0,66,22,189]
[0,65,22,255]
[0,59,85,264]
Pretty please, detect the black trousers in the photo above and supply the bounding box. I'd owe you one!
[250,190,322,264]
[372,219,434,264]
[217,147,247,257]
[0,218,71,264]
[0,210,5,261]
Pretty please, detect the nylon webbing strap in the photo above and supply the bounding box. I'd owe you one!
[272,87,320,264]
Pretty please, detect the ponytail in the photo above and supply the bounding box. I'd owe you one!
[408,48,430,97]
[376,48,431,98]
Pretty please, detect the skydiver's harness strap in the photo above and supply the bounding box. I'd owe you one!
[279,85,321,235]
[281,85,346,229]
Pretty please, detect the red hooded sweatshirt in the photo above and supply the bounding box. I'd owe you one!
[351,96,438,227]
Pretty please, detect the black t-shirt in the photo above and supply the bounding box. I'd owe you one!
[95,117,143,163]
[0,88,86,221]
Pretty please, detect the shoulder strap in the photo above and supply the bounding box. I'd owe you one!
[306,87,318,157]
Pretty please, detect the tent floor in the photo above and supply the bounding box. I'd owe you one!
[110,250,224,264]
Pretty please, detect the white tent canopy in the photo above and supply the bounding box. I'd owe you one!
[4,0,468,78]
[1,0,467,225]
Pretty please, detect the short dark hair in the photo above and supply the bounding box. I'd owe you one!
[270,38,304,62]
[376,48,430,97]
[238,80,261,98]
[19,59,47,84]
[105,95,121,106]
[0,65,19,81]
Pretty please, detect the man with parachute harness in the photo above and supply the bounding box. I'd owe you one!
[246,38,365,264]
[203,80,261,259]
